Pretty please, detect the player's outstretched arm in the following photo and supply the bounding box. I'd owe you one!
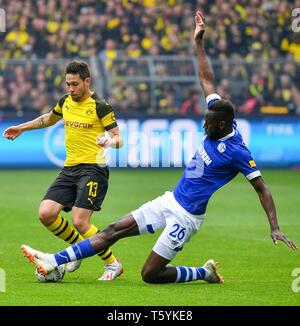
[2,111,61,140]
[250,176,298,250]
[194,10,215,97]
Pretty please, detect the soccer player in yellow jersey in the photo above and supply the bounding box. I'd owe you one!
[3,61,124,280]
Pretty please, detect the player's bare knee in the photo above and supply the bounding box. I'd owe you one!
[72,217,89,234]
[142,273,158,284]
[141,266,157,284]
[38,206,57,226]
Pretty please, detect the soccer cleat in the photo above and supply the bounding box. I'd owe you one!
[203,259,224,283]
[98,257,123,281]
[66,259,82,273]
[21,245,54,276]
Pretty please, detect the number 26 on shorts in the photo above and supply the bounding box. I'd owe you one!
[169,223,186,240]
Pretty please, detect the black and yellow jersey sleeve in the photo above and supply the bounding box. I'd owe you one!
[92,93,118,131]
[52,94,68,117]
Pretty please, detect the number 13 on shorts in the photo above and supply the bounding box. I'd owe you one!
[86,181,98,204]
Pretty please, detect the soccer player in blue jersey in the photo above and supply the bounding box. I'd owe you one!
[21,11,297,284]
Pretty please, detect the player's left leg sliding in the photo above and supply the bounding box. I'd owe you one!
[21,238,123,280]
[21,215,136,279]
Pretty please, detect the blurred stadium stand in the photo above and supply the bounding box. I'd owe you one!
[0,0,299,118]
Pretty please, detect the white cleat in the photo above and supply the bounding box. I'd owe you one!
[66,259,82,273]
[203,259,224,283]
[98,257,123,281]
[21,244,54,276]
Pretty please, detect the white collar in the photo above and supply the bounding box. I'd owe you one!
[217,129,235,141]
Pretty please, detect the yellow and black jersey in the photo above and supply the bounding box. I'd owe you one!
[52,92,117,166]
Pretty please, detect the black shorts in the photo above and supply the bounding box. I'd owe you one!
[43,164,109,212]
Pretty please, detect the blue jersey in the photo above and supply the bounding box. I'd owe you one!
[173,121,261,215]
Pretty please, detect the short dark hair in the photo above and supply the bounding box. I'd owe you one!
[208,99,235,122]
[65,61,90,80]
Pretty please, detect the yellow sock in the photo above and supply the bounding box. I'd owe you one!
[82,224,115,265]
[47,215,84,244]
[81,224,99,239]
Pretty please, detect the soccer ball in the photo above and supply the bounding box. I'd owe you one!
[35,265,65,283]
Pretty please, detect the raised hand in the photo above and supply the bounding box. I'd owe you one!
[194,10,206,42]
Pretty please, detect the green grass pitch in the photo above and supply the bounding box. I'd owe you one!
[0,169,299,306]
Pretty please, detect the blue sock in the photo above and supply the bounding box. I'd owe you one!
[175,266,206,283]
[51,239,96,266]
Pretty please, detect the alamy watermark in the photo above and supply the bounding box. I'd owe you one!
[0,268,5,292]
[291,268,300,293]
[0,8,5,32]
[292,8,300,32]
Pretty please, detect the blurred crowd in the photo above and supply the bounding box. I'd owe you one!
[0,0,299,117]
